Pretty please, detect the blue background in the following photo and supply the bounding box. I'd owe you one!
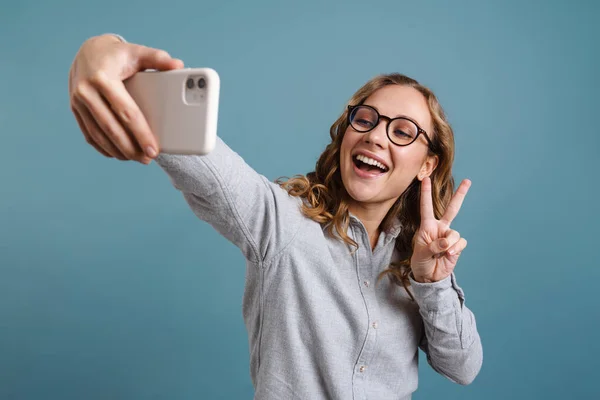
[1,0,598,398]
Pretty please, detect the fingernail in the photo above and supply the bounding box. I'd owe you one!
[439,239,448,249]
[448,249,456,255]
[145,146,157,158]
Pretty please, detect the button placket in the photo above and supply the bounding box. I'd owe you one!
[351,222,385,400]
[357,226,381,386]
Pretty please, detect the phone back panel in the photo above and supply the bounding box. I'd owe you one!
[124,68,220,155]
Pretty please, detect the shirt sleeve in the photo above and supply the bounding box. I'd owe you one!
[155,136,303,264]
[106,33,303,264]
[410,272,483,385]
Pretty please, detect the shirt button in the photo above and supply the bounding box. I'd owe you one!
[359,365,366,373]
[372,321,378,329]
[364,280,370,287]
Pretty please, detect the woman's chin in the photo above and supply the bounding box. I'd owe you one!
[342,169,389,205]
[344,183,382,204]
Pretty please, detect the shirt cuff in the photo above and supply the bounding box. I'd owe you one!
[408,272,465,312]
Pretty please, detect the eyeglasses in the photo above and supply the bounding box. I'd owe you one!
[347,105,435,151]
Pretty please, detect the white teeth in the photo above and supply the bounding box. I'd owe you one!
[355,154,388,171]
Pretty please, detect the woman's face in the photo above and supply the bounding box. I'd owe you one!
[340,85,438,211]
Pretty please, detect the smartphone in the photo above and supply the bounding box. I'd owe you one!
[123,68,220,155]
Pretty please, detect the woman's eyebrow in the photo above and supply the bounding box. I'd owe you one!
[364,103,421,125]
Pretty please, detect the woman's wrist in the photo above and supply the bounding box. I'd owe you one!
[102,33,126,43]
[412,275,432,283]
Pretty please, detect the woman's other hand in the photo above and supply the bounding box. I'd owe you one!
[410,177,472,283]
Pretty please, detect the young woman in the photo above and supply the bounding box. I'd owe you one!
[69,34,483,400]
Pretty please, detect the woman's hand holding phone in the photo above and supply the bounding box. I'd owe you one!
[68,34,184,164]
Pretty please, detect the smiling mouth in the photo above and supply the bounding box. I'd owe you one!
[353,154,389,174]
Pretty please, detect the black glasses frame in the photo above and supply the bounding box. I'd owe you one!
[347,105,436,151]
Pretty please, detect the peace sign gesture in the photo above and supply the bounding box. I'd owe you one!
[410,177,471,283]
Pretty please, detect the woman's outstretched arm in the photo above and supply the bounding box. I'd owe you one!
[68,34,303,263]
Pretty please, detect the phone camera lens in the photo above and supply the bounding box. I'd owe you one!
[197,78,206,89]
[186,78,195,89]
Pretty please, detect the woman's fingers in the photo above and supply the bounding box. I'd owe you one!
[420,177,435,223]
[429,229,461,256]
[72,99,128,160]
[447,237,467,257]
[73,80,144,162]
[93,72,159,158]
[132,44,185,72]
[71,105,112,158]
[440,179,471,226]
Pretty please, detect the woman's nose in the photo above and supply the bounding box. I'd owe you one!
[362,121,388,148]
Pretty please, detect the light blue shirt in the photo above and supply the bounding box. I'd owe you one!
[155,137,483,399]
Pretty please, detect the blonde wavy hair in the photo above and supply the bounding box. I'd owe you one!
[276,73,455,299]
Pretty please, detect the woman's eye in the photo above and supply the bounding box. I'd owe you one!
[356,119,373,127]
[393,129,413,138]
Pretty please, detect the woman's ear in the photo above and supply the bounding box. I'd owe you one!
[417,154,439,181]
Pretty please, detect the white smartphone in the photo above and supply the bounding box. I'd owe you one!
[123,68,220,155]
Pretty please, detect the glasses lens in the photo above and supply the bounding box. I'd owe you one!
[350,106,378,132]
[388,118,418,145]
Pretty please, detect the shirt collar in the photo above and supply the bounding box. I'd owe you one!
[349,213,403,243]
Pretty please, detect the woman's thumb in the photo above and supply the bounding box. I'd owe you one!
[134,45,184,71]
[429,237,449,256]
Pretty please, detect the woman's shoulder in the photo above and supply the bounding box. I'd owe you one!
[264,178,308,215]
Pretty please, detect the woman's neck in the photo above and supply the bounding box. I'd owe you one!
[348,200,395,250]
